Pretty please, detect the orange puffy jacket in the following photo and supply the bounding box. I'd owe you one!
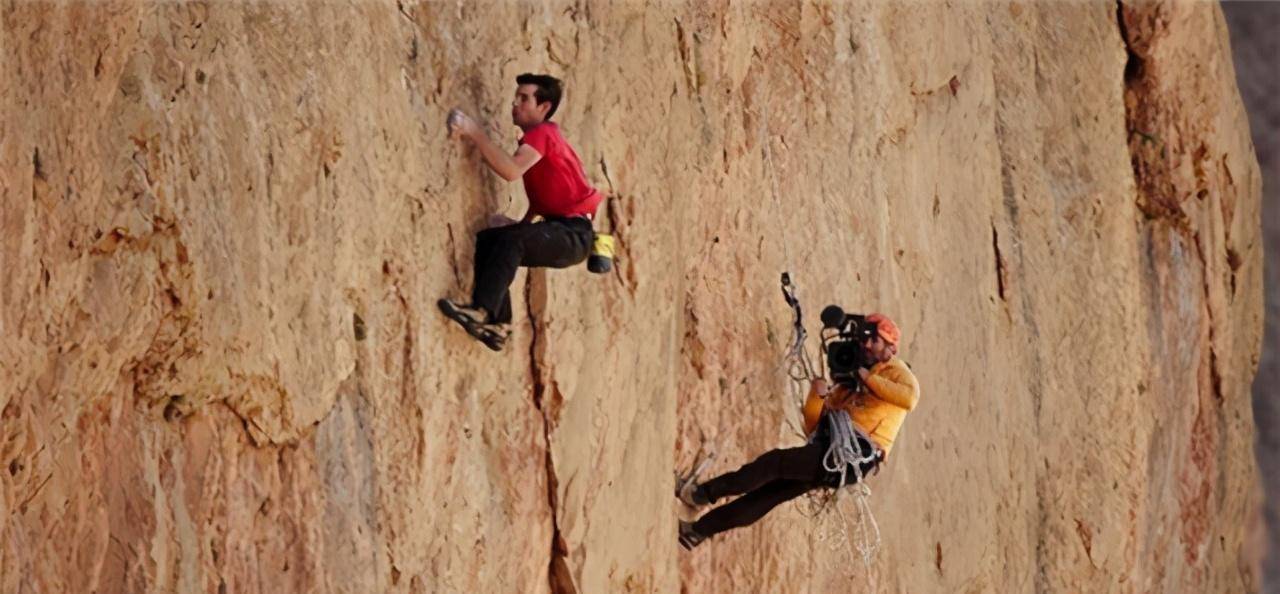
[802,357,920,457]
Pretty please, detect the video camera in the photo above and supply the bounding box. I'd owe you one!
[819,305,877,390]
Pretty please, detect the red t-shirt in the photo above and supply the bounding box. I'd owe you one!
[518,122,602,219]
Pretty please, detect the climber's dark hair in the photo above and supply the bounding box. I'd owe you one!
[516,73,563,120]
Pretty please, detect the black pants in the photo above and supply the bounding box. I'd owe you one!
[471,217,593,324]
[692,428,879,539]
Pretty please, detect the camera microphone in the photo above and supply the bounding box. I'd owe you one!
[820,305,846,329]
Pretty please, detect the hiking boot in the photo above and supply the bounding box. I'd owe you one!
[678,520,706,550]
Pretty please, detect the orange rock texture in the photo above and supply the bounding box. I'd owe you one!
[0,1,1263,592]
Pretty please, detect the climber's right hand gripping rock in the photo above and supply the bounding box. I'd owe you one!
[447,107,478,140]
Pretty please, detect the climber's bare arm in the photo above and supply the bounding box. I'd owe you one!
[448,108,542,181]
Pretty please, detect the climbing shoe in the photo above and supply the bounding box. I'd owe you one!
[438,299,485,323]
[674,448,716,508]
[675,478,709,508]
[678,520,706,550]
[587,233,615,274]
[437,299,508,352]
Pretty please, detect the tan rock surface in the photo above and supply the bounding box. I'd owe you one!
[0,1,1262,593]
[1223,3,1280,590]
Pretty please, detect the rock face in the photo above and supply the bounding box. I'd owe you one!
[0,1,1263,593]
[1222,3,1280,591]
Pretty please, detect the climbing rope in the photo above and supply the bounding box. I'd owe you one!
[779,273,819,383]
[778,274,882,588]
[759,81,881,590]
[760,77,820,441]
[821,409,883,572]
[821,410,878,478]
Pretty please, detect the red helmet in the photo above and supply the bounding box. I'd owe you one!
[866,313,900,346]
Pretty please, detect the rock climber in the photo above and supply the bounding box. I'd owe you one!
[676,313,920,549]
[438,73,603,351]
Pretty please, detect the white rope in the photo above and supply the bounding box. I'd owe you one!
[759,83,797,282]
[750,54,881,591]
[759,86,820,443]
[821,409,879,477]
[820,409,883,581]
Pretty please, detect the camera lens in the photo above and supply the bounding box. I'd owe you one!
[829,341,857,368]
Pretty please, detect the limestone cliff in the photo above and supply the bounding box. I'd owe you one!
[0,1,1263,592]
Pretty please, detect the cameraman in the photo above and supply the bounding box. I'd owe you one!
[676,314,920,550]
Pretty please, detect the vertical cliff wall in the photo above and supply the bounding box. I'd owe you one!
[0,1,1262,592]
[1223,3,1280,591]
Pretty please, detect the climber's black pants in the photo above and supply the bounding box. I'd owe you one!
[692,427,880,539]
[471,217,593,324]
